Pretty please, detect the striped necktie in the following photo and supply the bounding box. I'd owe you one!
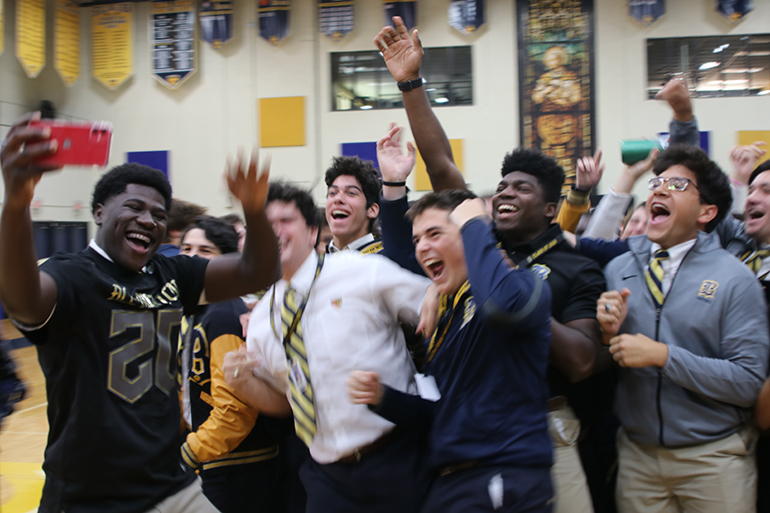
[645,249,670,307]
[282,285,317,447]
[741,248,770,274]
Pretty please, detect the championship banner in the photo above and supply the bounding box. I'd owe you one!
[318,0,353,42]
[16,0,46,78]
[384,0,416,30]
[200,0,233,49]
[449,0,484,36]
[55,0,80,86]
[717,0,752,23]
[629,0,664,27]
[151,0,197,89]
[92,3,134,90]
[517,0,595,196]
[258,0,290,45]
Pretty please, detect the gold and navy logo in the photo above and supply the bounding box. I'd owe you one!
[531,264,552,281]
[460,297,476,329]
[697,280,719,301]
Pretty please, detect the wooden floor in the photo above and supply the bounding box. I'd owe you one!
[0,345,47,513]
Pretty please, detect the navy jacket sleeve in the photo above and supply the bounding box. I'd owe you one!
[461,218,552,331]
[368,385,436,433]
[379,195,425,276]
[575,236,630,267]
[669,117,700,147]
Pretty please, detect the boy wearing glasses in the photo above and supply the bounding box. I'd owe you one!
[597,144,769,513]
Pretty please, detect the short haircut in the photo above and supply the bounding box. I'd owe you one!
[181,216,239,255]
[406,189,478,221]
[92,163,172,213]
[267,182,319,228]
[324,156,380,209]
[653,144,732,232]
[167,199,208,233]
[220,213,244,227]
[500,148,565,205]
[749,160,770,186]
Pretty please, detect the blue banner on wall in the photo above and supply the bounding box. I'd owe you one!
[341,142,380,174]
[384,0,416,30]
[127,150,169,178]
[319,0,353,42]
[259,0,290,45]
[151,0,197,89]
[449,0,484,35]
[199,0,232,48]
[629,0,664,27]
[717,0,752,23]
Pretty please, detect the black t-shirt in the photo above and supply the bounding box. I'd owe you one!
[503,224,606,397]
[25,247,208,513]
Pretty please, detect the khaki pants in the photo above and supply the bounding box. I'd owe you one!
[142,478,219,513]
[548,405,594,513]
[616,427,757,513]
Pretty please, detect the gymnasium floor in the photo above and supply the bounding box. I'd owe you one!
[0,344,47,513]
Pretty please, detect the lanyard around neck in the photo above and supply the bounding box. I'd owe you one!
[427,280,471,363]
[270,253,325,346]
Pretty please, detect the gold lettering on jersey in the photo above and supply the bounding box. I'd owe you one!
[697,280,719,300]
[107,279,181,308]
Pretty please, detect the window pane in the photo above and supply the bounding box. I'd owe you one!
[647,34,770,99]
[331,47,473,111]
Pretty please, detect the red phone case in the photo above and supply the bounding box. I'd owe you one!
[29,120,113,167]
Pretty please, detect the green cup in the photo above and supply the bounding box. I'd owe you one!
[621,140,662,166]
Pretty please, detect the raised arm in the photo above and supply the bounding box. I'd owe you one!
[374,17,466,192]
[0,113,61,325]
[204,151,281,303]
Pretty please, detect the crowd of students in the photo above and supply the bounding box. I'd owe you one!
[1,15,770,513]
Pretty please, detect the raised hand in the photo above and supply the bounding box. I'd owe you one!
[1,112,62,209]
[374,16,424,83]
[614,147,659,194]
[377,123,416,183]
[655,77,692,122]
[225,148,270,216]
[575,147,604,191]
[729,142,767,185]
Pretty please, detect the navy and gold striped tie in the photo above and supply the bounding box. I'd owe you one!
[741,249,770,274]
[645,250,669,307]
[282,285,317,447]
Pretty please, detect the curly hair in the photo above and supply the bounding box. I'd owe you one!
[267,182,319,228]
[324,156,381,209]
[653,144,732,233]
[92,163,172,213]
[500,149,565,204]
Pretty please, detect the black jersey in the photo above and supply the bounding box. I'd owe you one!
[24,247,208,513]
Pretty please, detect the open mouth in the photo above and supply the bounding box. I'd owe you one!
[747,207,765,221]
[423,257,446,281]
[126,232,152,252]
[649,203,670,225]
[330,210,350,220]
[496,203,519,219]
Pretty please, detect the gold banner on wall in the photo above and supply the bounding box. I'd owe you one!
[92,3,134,90]
[55,0,80,86]
[151,0,197,89]
[1,0,5,56]
[16,0,46,78]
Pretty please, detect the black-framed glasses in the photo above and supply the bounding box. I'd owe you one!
[648,176,698,192]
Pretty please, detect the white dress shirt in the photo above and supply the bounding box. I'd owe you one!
[650,238,697,296]
[247,250,432,464]
[328,233,376,253]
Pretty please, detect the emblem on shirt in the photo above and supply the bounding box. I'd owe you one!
[697,280,719,301]
[331,297,342,309]
[461,297,476,329]
[531,264,551,281]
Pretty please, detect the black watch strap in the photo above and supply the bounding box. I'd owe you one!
[397,78,424,92]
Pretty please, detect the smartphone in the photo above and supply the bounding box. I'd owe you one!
[29,120,113,167]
